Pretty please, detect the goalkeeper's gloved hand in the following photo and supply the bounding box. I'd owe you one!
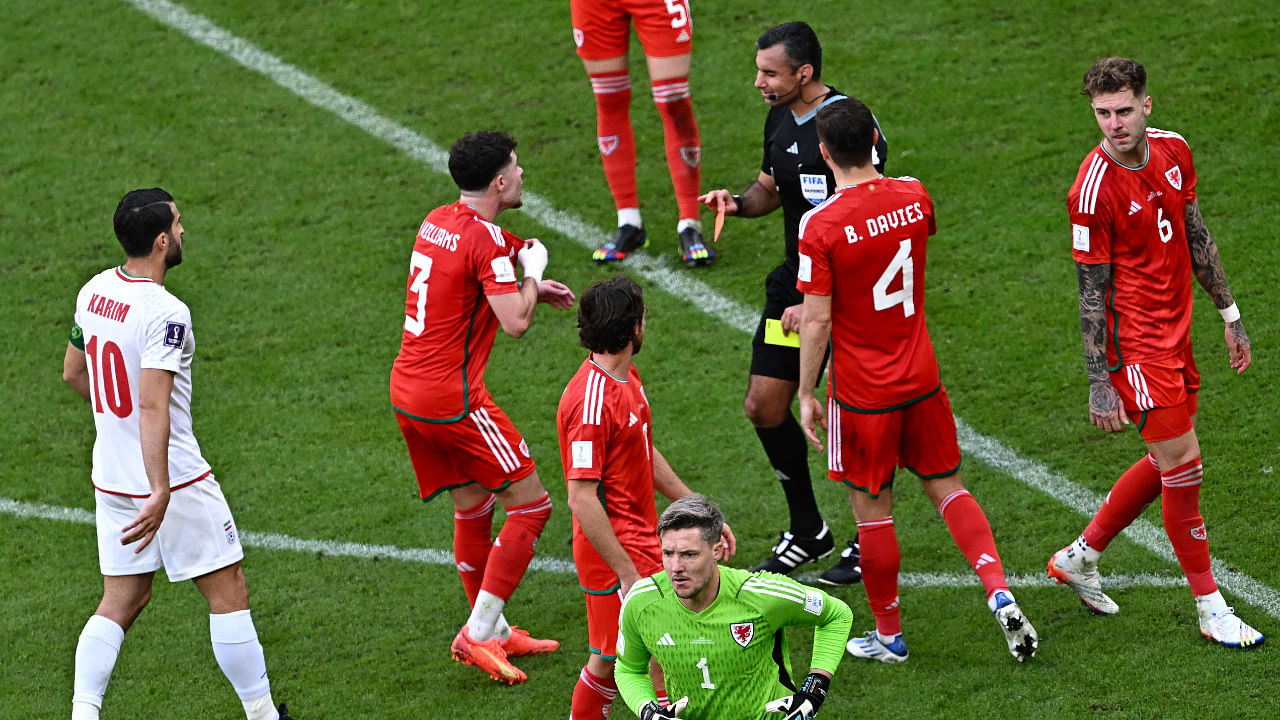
[764,672,830,720]
[639,695,689,720]
[517,239,548,283]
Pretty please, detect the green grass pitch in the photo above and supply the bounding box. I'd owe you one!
[2,0,1278,717]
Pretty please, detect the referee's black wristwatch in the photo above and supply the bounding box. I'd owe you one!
[731,193,744,215]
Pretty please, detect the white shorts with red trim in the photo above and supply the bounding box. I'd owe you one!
[95,474,244,581]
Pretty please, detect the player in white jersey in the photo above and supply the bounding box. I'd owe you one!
[62,188,293,720]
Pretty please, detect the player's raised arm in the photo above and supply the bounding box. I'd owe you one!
[1184,200,1250,374]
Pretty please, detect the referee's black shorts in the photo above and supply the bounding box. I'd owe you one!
[750,263,827,383]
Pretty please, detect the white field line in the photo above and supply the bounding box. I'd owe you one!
[112,0,1280,619]
[0,496,1184,590]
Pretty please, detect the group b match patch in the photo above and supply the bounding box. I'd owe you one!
[1072,224,1090,252]
[804,589,824,615]
[491,256,517,283]
[164,322,186,348]
[571,440,593,469]
[730,622,754,647]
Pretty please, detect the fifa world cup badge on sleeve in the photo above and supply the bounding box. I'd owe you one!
[1072,224,1090,252]
[804,589,824,615]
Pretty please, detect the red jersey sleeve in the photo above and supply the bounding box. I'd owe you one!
[467,218,521,296]
[558,368,613,482]
[1069,151,1116,265]
[796,203,836,295]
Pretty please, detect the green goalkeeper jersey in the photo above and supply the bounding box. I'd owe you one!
[615,565,853,720]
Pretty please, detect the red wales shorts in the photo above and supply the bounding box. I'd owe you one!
[827,386,962,497]
[395,398,535,501]
[571,0,693,60]
[1108,344,1200,442]
[575,536,661,659]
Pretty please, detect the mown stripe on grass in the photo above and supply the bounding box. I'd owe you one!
[0,496,1193,592]
[115,0,1280,620]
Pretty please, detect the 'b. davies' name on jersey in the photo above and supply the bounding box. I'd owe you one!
[845,201,926,243]
[418,219,460,251]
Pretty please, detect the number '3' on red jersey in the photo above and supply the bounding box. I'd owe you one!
[390,201,521,422]
[796,177,941,411]
[1068,129,1198,367]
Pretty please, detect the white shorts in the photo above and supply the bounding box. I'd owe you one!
[96,475,245,582]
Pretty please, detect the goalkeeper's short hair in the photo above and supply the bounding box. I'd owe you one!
[658,493,724,546]
[578,275,645,354]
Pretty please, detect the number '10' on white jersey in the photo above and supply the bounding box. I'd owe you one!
[73,267,210,496]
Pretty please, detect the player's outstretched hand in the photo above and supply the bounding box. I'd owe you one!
[798,393,826,451]
[1225,319,1251,375]
[1087,379,1129,433]
[697,189,738,215]
[639,696,689,720]
[121,488,170,553]
[764,672,829,720]
[518,238,549,283]
[717,521,737,561]
[537,279,575,310]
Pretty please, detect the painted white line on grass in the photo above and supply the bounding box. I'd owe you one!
[0,496,1185,591]
[123,0,760,334]
[117,0,1280,619]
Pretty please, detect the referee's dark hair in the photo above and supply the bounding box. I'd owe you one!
[578,275,645,355]
[816,98,876,170]
[448,130,517,191]
[114,187,175,258]
[757,21,822,81]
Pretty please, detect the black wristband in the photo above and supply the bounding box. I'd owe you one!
[731,193,744,215]
[799,672,830,712]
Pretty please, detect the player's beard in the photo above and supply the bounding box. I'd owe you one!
[164,233,183,268]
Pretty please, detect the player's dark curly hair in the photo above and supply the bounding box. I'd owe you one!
[448,131,517,191]
[816,98,876,169]
[757,21,822,81]
[113,187,175,258]
[1082,57,1146,98]
[578,276,644,354]
[658,493,724,546]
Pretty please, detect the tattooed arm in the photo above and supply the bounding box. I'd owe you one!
[1077,261,1129,432]
[1185,201,1251,375]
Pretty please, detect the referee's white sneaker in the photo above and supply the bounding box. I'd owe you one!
[1047,545,1119,615]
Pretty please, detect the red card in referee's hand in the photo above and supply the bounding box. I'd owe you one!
[713,200,725,242]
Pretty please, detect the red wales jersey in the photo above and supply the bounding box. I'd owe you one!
[1069,128,1198,366]
[390,201,521,421]
[557,356,659,590]
[797,177,941,411]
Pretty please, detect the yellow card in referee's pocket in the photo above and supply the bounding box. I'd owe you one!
[764,319,800,348]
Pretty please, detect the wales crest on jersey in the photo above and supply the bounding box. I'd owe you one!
[730,621,754,647]
[800,174,828,206]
